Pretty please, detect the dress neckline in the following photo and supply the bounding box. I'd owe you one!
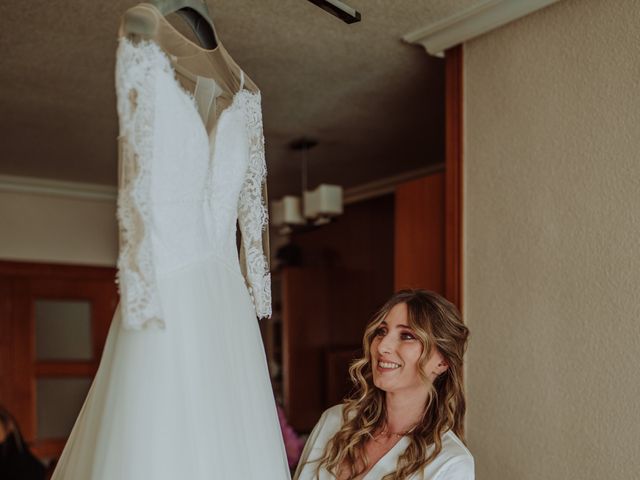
[125,3,258,95]
[137,2,222,55]
[360,436,410,480]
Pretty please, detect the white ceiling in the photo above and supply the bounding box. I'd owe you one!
[0,0,478,198]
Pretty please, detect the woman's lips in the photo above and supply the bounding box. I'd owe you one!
[376,360,401,372]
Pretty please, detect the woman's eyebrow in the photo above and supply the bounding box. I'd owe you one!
[396,324,411,329]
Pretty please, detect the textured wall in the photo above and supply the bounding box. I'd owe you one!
[463,0,640,478]
[0,191,117,266]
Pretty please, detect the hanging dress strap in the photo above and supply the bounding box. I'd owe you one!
[239,70,245,91]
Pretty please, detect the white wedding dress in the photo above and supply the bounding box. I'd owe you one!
[52,5,290,479]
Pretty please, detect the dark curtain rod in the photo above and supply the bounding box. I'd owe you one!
[306,0,361,24]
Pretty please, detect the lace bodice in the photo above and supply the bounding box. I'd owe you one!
[115,36,271,330]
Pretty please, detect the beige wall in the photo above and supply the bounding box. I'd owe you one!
[464,0,640,478]
[0,190,117,266]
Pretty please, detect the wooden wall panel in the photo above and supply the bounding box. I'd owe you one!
[282,267,331,432]
[0,277,34,437]
[445,45,464,311]
[282,195,395,432]
[0,260,117,458]
[290,194,395,313]
[394,173,445,294]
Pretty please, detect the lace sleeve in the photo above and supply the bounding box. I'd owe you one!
[115,37,168,330]
[238,93,272,319]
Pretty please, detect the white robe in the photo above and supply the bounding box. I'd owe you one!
[294,404,474,480]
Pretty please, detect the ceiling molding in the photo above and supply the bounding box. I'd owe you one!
[402,0,561,57]
[0,175,117,202]
[344,163,444,204]
[0,163,445,206]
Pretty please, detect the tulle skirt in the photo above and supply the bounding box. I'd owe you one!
[52,255,290,479]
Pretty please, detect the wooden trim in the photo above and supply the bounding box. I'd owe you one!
[394,174,445,294]
[30,438,67,460]
[0,260,116,281]
[344,163,444,205]
[445,45,464,312]
[0,260,118,445]
[34,362,98,377]
[1,278,36,438]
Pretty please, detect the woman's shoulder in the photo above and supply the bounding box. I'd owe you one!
[310,402,362,440]
[431,430,474,477]
[316,403,347,430]
[442,430,472,456]
[294,404,347,478]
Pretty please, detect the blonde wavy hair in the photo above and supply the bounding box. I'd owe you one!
[312,289,469,480]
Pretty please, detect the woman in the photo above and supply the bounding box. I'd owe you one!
[294,289,473,480]
[0,406,45,480]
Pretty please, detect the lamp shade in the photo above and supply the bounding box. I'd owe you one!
[303,184,343,219]
[271,195,305,226]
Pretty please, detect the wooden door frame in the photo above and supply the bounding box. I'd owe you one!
[445,45,463,313]
[0,260,117,459]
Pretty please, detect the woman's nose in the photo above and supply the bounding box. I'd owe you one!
[378,335,393,355]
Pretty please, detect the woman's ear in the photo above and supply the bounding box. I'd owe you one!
[433,350,449,376]
[426,348,449,380]
[436,359,449,375]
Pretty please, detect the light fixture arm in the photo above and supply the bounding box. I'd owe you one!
[269,137,342,234]
[301,146,308,193]
[291,137,317,194]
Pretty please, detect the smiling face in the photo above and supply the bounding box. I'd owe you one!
[370,302,448,396]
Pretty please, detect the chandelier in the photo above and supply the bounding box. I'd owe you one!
[270,137,343,235]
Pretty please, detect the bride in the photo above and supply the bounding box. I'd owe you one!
[294,289,474,480]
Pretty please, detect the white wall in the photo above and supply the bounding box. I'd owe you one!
[0,188,117,266]
[464,0,640,478]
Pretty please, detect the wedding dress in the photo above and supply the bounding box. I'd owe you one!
[52,4,290,479]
